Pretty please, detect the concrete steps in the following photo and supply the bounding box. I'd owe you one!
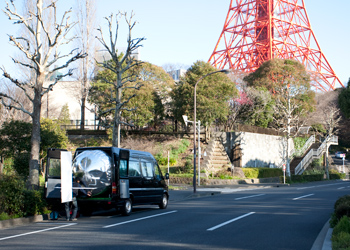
[201,138,232,177]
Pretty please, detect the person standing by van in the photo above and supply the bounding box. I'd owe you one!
[65,177,91,221]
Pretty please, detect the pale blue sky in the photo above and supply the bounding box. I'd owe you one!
[0,0,349,88]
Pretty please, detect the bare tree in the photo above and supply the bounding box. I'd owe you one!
[96,12,145,147]
[323,104,342,179]
[73,0,97,130]
[272,85,306,176]
[0,0,86,189]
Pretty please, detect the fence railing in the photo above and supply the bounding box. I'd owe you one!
[290,135,315,158]
[294,135,338,175]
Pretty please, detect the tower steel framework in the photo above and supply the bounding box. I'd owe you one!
[209,0,344,91]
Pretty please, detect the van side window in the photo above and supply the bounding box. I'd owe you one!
[129,160,141,177]
[119,159,128,178]
[141,161,154,178]
[154,163,163,181]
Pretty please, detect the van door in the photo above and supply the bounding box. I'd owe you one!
[45,148,67,199]
[140,159,161,203]
[127,156,143,204]
[153,162,167,199]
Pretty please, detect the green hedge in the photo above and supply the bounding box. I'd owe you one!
[330,195,350,249]
[290,174,324,183]
[330,173,346,180]
[242,168,283,179]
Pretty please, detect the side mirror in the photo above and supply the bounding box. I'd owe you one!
[165,173,169,180]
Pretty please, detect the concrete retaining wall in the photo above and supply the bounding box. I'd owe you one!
[214,131,294,169]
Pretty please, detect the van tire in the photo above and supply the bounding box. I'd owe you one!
[122,199,132,216]
[159,194,168,209]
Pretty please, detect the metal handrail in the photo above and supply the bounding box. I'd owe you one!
[294,135,338,175]
[278,135,315,169]
[291,135,315,157]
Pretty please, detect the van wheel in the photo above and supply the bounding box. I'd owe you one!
[159,194,168,209]
[121,199,132,216]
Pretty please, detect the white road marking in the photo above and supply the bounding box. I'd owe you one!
[103,210,177,228]
[196,187,267,193]
[0,223,76,241]
[293,194,314,200]
[234,194,266,200]
[297,182,345,190]
[207,212,255,231]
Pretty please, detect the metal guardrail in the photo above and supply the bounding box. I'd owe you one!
[294,135,338,175]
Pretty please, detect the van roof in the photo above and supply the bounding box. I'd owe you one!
[75,146,154,158]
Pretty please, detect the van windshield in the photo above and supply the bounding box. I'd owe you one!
[48,158,61,177]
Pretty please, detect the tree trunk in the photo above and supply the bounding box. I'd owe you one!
[80,96,86,130]
[27,88,42,190]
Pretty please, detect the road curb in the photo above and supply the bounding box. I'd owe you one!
[186,191,222,199]
[311,219,332,250]
[0,214,49,229]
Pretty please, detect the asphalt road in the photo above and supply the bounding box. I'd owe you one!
[1,180,349,250]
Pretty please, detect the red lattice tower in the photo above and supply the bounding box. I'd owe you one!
[209,0,345,91]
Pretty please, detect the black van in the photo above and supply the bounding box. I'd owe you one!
[45,147,169,216]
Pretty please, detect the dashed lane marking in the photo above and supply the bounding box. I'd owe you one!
[0,223,76,241]
[293,194,314,200]
[207,212,256,231]
[103,210,177,228]
[234,194,266,200]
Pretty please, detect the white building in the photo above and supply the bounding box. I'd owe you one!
[43,81,97,129]
[168,69,187,82]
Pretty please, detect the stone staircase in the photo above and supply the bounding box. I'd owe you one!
[201,138,232,177]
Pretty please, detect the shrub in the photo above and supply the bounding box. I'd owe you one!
[13,152,30,178]
[329,169,346,180]
[304,166,325,175]
[293,137,308,156]
[0,174,49,220]
[310,123,326,135]
[291,174,323,183]
[23,189,49,216]
[242,168,282,179]
[155,139,190,166]
[242,168,260,178]
[212,169,233,179]
[184,159,192,173]
[330,195,350,227]
[332,231,350,250]
[332,216,350,249]
[0,174,25,217]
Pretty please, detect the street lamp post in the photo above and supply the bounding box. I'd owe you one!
[193,69,230,193]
